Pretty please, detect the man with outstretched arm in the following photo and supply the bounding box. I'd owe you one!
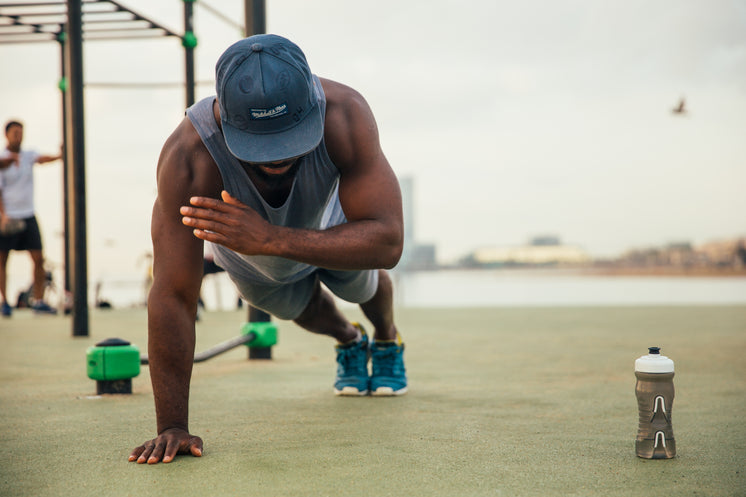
[1,120,62,316]
[130,34,407,465]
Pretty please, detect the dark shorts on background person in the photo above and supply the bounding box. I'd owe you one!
[0,216,43,252]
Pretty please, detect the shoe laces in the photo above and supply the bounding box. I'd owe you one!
[336,343,367,375]
[372,344,402,377]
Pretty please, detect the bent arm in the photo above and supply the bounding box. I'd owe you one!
[274,84,403,269]
[184,81,403,271]
[0,153,18,169]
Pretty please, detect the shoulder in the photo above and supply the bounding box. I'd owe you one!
[157,115,222,198]
[321,78,376,136]
[159,117,201,165]
[319,78,381,168]
[321,77,370,114]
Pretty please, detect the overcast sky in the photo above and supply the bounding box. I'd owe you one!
[1,0,745,292]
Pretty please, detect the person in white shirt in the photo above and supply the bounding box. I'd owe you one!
[0,120,61,316]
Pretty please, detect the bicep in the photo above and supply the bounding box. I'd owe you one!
[150,195,203,302]
[337,149,402,230]
[332,94,403,231]
[150,138,207,304]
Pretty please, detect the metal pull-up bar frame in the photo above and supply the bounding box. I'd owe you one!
[1,1,265,337]
[0,0,191,336]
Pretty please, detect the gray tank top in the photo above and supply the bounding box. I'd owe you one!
[186,77,346,285]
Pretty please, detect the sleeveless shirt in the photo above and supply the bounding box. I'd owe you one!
[186,77,347,285]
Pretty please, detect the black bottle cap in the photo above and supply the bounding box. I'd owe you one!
[648,346,661,355]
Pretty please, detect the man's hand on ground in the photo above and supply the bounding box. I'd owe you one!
[129,428,203,464]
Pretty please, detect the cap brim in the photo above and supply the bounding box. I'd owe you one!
[222,104,324,163]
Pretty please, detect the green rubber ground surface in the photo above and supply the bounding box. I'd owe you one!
[1,306,744,496]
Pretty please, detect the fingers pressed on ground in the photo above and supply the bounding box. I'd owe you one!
[136,445,153,464]
[148,442,167,464]
[163,440,182,463]
[190,437,203,457]
[128,446,144,462]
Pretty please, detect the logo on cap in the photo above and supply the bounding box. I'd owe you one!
[251,104,288,120]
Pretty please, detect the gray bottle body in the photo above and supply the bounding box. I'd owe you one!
[635,370,676,459]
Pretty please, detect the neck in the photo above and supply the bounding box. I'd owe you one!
[241,161,301,208]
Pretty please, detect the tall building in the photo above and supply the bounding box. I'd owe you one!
[397,176,437,271]
[398,176,415,270]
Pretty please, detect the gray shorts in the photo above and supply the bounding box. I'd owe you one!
[231,268,379,320]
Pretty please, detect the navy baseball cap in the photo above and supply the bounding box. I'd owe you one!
[215,34,323,163]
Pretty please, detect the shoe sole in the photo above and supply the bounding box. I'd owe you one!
[334,386,369,396]
[371,386,408,397]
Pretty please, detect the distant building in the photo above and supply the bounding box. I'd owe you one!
[697,238,746,267]
[466,236,591,267]
[407,243,438,270]
[397,176,438,271]
[529,235,561,246]
[609,237,746,272]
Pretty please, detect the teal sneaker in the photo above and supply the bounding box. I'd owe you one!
[370,334,408,396]
[334,323,369,396]
[1,302,11,317]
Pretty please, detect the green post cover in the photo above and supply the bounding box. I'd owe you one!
[86,338,140,381]
[241,321,278,349]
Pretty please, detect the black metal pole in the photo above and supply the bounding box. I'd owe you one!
[65,0,89,336]
[242,0,270,357]
[244,0,266,36]
[183,0,196,108]
[58,30,71,298]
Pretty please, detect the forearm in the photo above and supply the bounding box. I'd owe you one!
[184,192,404,271]
[147,287,196,434]
[267,219,403,270]
[38,154,62,164]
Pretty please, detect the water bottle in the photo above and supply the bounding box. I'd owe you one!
[635,347,676,459]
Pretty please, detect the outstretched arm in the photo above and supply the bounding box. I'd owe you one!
[37,145,63,164]
[130,119,219,464]
[37,154,61,164]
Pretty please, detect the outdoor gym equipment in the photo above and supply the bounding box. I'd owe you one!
[86,321,278,394]
[86,337,141,394]
[139,320,277,365]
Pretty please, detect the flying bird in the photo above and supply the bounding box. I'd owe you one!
[671,97,687,115]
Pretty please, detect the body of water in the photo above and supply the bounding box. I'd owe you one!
[91,268,746,310]
[392,269,746,308]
